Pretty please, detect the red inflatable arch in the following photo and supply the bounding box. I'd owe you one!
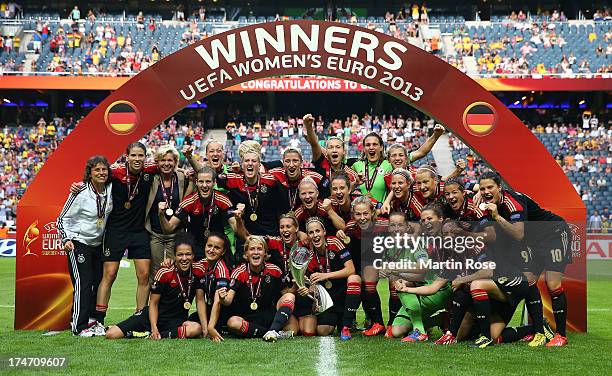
[16,21,587,331]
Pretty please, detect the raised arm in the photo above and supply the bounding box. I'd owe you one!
[303,114,323,162]
[410,124,445,163]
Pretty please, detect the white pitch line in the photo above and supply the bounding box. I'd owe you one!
[317,336,338,376]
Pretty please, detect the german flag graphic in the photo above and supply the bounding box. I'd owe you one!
[463,102,496,136]
[105,101,138,135]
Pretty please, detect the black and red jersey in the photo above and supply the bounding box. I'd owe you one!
[174,190,233,246]
[344,218,389,273]
[218,172,280,236]
[229,263,283,315]
[330,191,372,223]
[383,166,418,190]
[151,264,205,321]
[107,162,157,233]
[413,180,446,207]
[444,196,489,222]
[269,167,323,213]
[294,200,336,233]
[306,237,352,298]
[195,259,230,307]
[510,190,567,243]
[313,154,359,199]
[389,191,422,221]
[488,190,528,277]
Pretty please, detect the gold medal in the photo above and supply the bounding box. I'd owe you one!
[96,218,103,227]
[325,280,332,289]
[343,236,351,244]
[184,301,191,310]
[250,213,258,221]
[124,201,132,209]
[165,208,174,217]
[250,301,258,310]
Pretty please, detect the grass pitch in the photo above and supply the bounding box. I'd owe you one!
[0,258,610,375]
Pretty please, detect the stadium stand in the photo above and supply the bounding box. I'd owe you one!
[0,7,609,76]
[449,117,611,231]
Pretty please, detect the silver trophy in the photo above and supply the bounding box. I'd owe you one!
[290,247,334,314]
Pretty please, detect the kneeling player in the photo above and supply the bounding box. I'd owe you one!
[296,218,361,340]
[392,206,453,342]
[105,233,207,339]
[220,236,296,341]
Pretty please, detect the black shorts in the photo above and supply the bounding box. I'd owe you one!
[230,307,275,329]
[188,305,229,332]
[494,275,529,307]
[293,295,316,318]
[103,230,151,262]
[529,224,572,274]
[317,303,345,329]
[116,306,184,335]
[490,300,519,325]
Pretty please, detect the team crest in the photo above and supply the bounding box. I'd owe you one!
[497,277,508,284]
[378,167,385,174]
[329,252,335,260]
[260,185,268,193]
[103,248,111,257]
[143,174,150,182]
[265,275,271,283]
[77,254,85,263]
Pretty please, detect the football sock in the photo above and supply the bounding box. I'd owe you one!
[270,301,294,331]
[471,288,491,339]
[94,304,108,325]
[449,288,471,336]
[238,319,267,338]
[363,281,384,325]
[164,324,188,339]
[498,325,534,343]
[343,282,361,327]
[550,286,567,336]
[388,286,401,326]
[526,282,544,333]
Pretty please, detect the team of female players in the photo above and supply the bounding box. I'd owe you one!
[59,114,571,347]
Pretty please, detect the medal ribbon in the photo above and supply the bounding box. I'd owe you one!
[203,261,216,303]
[247,265,264,302]
[364,160,383,194]
[92,182,107,219]
[201,191,215,236]
[159,173,175,211]
[125,161,142,204]
[288,186,299,209]
[244,175,260,216]
[315,245,331,273]
[176,267,193,305]
[282,241,297,281]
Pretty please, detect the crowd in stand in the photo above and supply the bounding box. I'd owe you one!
[226,114,435,149]
[589,208,612,233]
[450,111,610,232]
[450,13,612,75]
[2,5,610,76]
